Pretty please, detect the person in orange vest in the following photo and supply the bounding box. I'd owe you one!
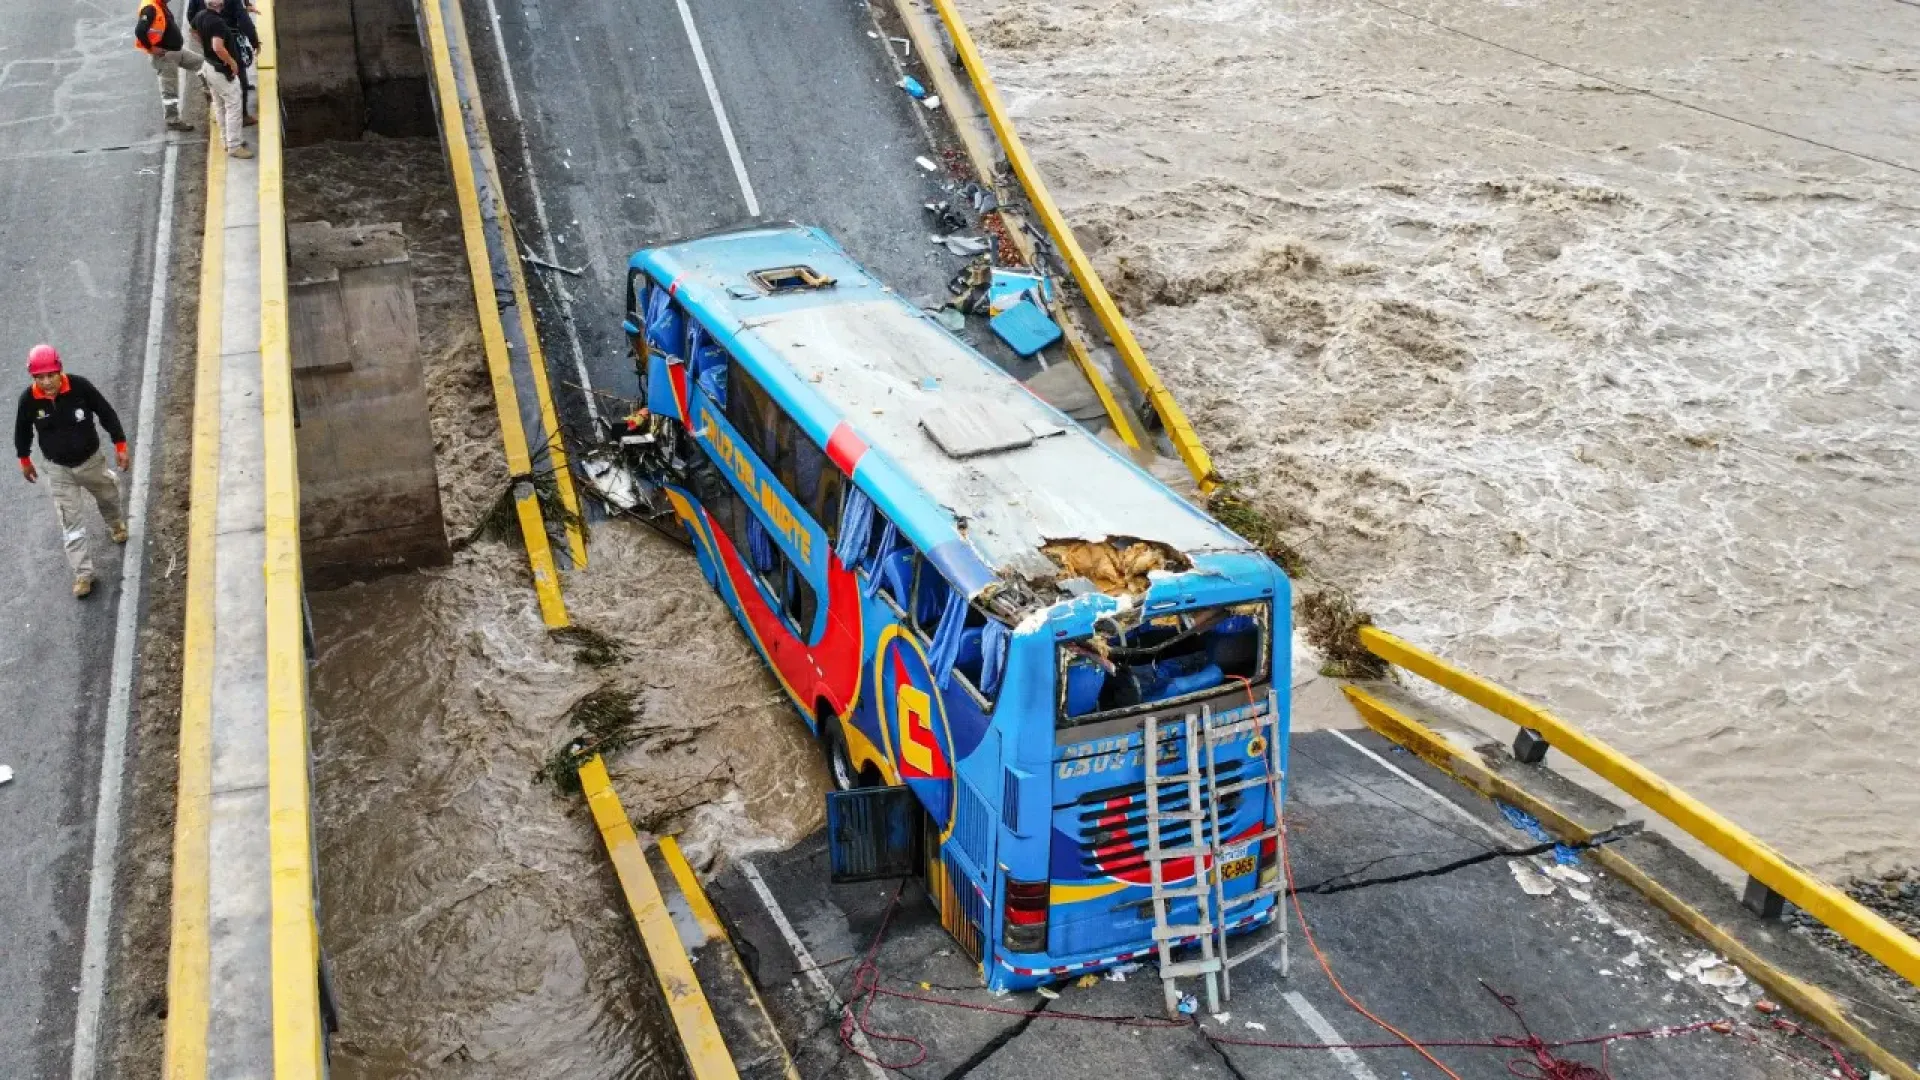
[14,346,130,599]
[133,0,202,132]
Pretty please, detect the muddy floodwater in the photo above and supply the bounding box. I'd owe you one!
[293,138,824,1077]
[959,0,1920,876]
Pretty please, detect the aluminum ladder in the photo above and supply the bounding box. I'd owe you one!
[1143,690,1290,1018]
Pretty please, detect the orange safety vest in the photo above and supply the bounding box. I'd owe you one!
[134,0,171,54]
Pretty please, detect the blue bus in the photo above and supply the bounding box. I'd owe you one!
[620,225,1292,994]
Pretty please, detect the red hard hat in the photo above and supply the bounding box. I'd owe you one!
[27,344,61,375]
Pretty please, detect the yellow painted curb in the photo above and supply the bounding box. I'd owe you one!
[659,838,803,1080]
[1359,626,1920,991]
[1343,684,1920,1080]
[926,0,1219,491]
[162,129,225,1080]
[580,758,742,1080]
[419,0,571,627]
[254,7,327,1073]
[443,0,587,569]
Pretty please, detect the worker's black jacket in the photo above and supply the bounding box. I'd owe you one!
[14,375,126,468]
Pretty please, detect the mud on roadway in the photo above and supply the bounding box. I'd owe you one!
[955,0,1920,881]
[281,138,823,1079]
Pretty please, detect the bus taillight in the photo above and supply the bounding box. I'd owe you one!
[1001,879,1049,953]
[1258,833,1279,887]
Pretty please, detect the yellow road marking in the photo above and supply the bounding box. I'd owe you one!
[927,0,1219,490]
[579,758,742,1080]
[253,13,327,1074]
[162,128,224,1080]
[1343,684,1920,1080]
[419,0,570,627]
[1357,626,1920,990]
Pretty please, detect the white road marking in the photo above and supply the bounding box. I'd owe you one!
[739,860,889,1080]
[1283,990,1385,1080]
[1329,728,1509,844]
[68,136,179,1080]
[479,0,600,426]
[671,0,760,217]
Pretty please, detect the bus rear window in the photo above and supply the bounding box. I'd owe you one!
[1057,602,1269,728]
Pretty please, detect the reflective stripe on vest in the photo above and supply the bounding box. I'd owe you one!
[135,0,169,53]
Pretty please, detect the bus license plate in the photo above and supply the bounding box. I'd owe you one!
[1221,852,1256,880]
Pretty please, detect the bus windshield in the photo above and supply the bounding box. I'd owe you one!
[1057,600,1270,728]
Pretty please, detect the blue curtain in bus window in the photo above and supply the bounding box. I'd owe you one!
[645,285,685,358]
[688,325,729,407]
[928,589,969,689]
[836,487,874,566]
[745,514,777,576]
[980,619,1011,697]
[862,519,898,599]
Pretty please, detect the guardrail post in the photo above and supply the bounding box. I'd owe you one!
[1743,876,1787,921]
[1512,727,1550,765]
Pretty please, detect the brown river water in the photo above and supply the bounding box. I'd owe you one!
[956,0,1920,877]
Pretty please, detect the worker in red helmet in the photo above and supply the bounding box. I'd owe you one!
[14,345,130,598]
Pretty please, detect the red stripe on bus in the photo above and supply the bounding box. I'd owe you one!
[826,422,868,474]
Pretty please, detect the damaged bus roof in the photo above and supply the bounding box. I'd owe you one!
[634,226,1257,589]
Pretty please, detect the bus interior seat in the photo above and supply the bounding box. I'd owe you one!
[914,570,951,629]
[878,549,915,608]
[1206,614,1260,676]
[1065,661,1105,717]
[1152,662,1224,702]
[953,627,984,681]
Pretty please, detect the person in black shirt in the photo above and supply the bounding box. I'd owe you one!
[14,345,130,598]
[186,0,259,124]
[133,0,202,131]
[191,0,251,157]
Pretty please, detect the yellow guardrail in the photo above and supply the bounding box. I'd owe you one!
[926,0,1219,491]
[578,756,743,1080]
[418,0,572,627]
[1358,625,1920,989]
[255,4,328,1073]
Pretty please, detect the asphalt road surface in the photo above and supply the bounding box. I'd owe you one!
[0,5,174,1075]
[470,0,976,418]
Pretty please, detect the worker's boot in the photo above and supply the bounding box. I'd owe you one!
[110,521,129,544]
[73,575,93,599]
[165,109,193,132]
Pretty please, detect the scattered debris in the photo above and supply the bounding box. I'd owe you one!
[898,75,927,99]
[924,200,968,232]
[1042,538,1189,595]
[553,625,622,668]
[534,687,641,795]
[1685,954,1748,991]
[922,95,942,111]
[0,764,11,787]
[990,268,1053,315]
[1754,999,1779,1014]
[1177,993,1199,1016]
[1210,1012,1232,1025]
[914,155,938,172]
[1036,986,1060,1000]
[933,306,967,332]
[520,248,583,276]
[1074,973,1100,989]
[1208,483,1309,580]
[990,297,1063,355]
[1509,861,1557,897]
[1105,962,1142,983]
[1620,951,1642,968]
[931,233,991,256]
[1244,1020,1267,1032]
[1546,863,1593,885]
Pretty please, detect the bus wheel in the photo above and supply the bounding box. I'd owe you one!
[822,716,863,793]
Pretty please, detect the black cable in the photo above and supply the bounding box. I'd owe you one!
[1350,0,1920,176]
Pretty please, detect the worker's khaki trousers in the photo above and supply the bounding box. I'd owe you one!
[200,64,244,150]
[46,450,123,581]
[150,46,203,122]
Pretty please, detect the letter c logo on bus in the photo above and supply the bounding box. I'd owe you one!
[876,629,957,837]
